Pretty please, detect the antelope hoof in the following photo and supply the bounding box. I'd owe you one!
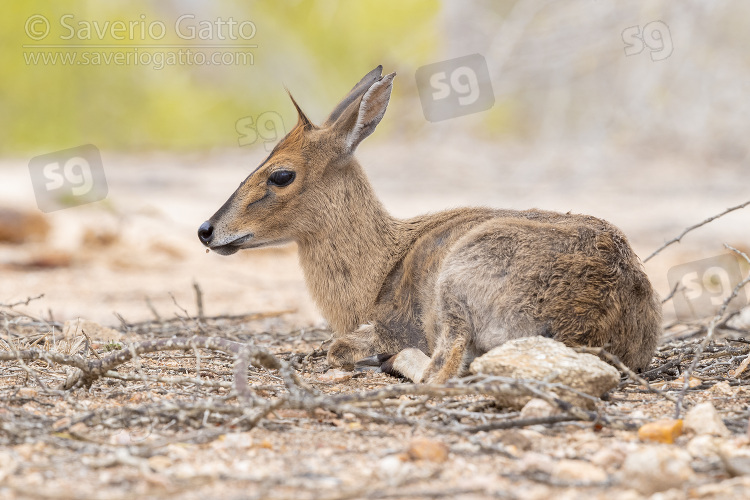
[354,353,394,372]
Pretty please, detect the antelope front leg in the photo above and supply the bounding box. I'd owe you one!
[327,323,384,369]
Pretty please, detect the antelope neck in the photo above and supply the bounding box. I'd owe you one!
[295,169,404,332]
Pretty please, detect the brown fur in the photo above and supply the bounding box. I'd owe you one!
[199,67,661,383]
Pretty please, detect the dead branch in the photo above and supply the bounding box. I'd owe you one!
[576,346,678,403]
[644,199,750,262]
[675,244,750,418]
[0,294,45,309]
[193,281,205,319]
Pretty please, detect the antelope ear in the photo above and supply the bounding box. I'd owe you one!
[324,65,383,126]
[330,72,395,154]
[286,89,313,129]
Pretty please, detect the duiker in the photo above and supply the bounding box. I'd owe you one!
[198,66,661,383]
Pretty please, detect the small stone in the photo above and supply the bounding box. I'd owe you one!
[318,369,354,383]
[212,432,253,449]
[17,387,37,398]
[257,439,273,450]
[718,442,750,477]
[406,437,449,463]
[52,417,71,431]
[693,476,750,497]
[638,419,683,444]
[147,455,172,472]
[666,374,702,389]
[520,398,560,419]
[590,448,626,470]
[687,435,721,459]
[519,452,555,475]
[620,446,694,494]
[551,459,607,483]
[496,430,532,451]
[0,451,18,482]
[684,402,730,437]
[469,336,620,409]
[69,422,89,436]
[708,380,734,397]
[376,455,413,486]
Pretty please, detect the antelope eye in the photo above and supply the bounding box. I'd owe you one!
[268,170,296,187]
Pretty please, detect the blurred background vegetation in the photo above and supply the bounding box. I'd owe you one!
[2,0,750,164]
[2,0,439,154]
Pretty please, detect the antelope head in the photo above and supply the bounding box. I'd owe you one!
[197,66,394,255]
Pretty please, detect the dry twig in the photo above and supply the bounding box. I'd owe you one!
[644,199,750,262]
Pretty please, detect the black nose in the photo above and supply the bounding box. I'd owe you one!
[198,221,214,244]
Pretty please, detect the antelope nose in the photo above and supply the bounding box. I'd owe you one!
[198,221,214,245]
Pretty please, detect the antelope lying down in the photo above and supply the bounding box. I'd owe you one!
[198,66,661,383]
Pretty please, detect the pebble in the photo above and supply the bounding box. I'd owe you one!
[519,452,556,475]
[684,402,730,437]
[147,455,172,472]
[0,451,18,482]
[638,419,683,444]
[520,398,560,419]
[718,441,750,477]
[406,437,449,463]
[590,447,626,470]
[318,369,354,383]
[376,455,413,486]
[551,459,607,483]
[620,446,694,494]
[687,435,721,459]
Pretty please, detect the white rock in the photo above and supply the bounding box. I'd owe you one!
[520,398,560,419]
[590,448,626,470]
[693,477,750,497]
[519,452,556,475]
[376,455,413,486]
[469,336,620,409]
[684,402,730,437]
[620,446,694,494]
[0,451,18,482]
[686,435,721,459]
[718,441,750,477]
[551,459,607,482]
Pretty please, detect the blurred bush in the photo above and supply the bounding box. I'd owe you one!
[1,0,439,154]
